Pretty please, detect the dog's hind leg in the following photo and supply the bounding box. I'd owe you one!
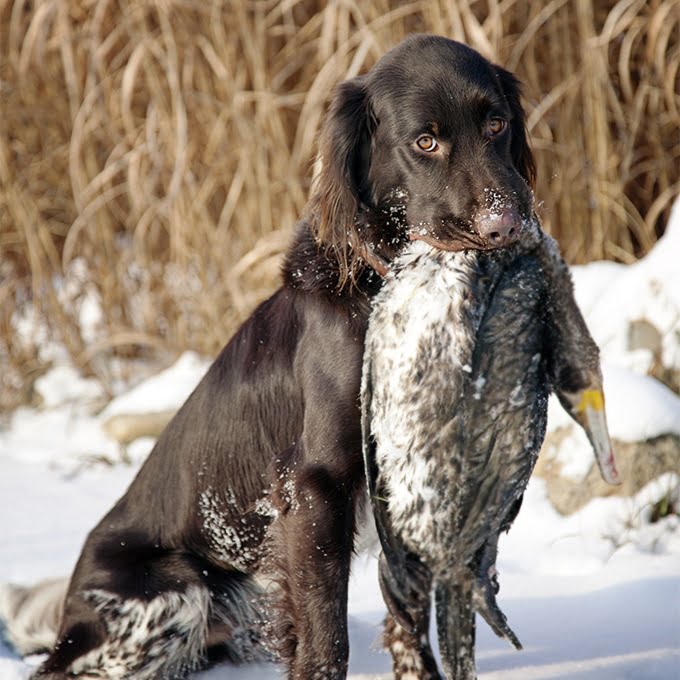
[29,562,270,680]
[25,534,266,680]
[31,582,212,680]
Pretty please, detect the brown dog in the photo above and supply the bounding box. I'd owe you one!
[4,35,537,680]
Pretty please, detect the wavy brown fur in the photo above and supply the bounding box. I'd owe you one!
[309,77,375,289]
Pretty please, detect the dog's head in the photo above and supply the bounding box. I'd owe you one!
[311,34,536,282]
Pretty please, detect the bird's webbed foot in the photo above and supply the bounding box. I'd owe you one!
[471,568,522,650]
[378,551,432,635]
[471,537,522,650]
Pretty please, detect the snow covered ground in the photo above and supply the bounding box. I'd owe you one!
[1,203,680,679]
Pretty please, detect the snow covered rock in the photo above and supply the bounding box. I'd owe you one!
[537,431,680,515]
[98,351,208,446]
[537,368,680,514]
[536,199,680,514]
[570,198,680,392]
[101,410,176,446]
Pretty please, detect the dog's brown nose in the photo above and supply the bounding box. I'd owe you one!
[475,208,521,248]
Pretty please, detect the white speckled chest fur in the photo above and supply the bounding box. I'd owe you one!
[362,239,550,576]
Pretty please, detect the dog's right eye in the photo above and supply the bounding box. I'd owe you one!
[415,135,438,152]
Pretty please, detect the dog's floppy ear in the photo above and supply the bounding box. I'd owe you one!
[495,67,536,189]
[312,75,374,285]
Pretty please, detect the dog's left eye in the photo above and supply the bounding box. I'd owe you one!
[415,135,438,152]
[486,118,507,137]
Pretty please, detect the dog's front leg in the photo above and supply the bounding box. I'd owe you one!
[268,308,366,679]
[274,448,359,680]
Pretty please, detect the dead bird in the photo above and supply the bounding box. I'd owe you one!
[361,222,620,680]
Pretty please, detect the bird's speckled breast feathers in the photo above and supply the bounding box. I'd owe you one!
[362,238,550,575]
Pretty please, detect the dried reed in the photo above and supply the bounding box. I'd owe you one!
[1,0,678,410]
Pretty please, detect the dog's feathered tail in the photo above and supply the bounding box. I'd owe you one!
[0,577,67,656]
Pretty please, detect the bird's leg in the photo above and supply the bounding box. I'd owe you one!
[383,611,442,680]
[380,555,442,679]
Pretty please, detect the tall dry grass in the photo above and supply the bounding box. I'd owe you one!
[1,0,678,410]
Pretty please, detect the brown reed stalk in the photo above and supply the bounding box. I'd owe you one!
[0,0,677,411]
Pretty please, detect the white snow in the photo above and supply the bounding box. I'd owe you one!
[570,199,680,375]
[599,363,680,441]
[33,366,104,409]
[1,202,680,679]
[100,351,209,419]
[552,362,680,443]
